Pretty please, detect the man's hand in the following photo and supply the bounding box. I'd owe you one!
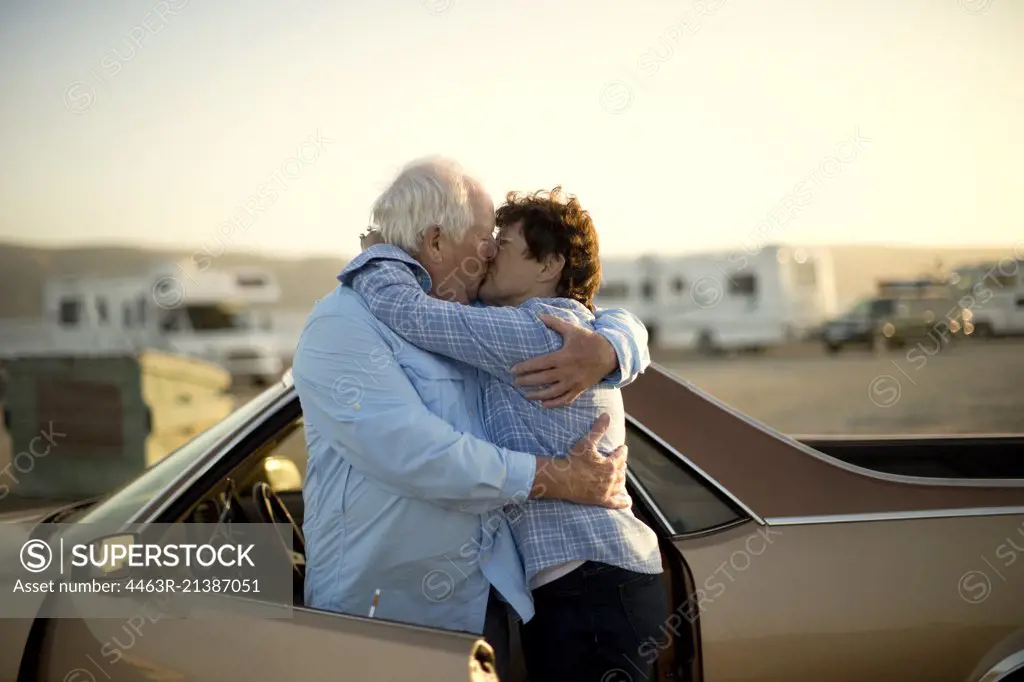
[530,413,630,509]
[510,314,619,408]
[360,228,384,251]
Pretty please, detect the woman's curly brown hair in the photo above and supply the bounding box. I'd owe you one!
[494,186,602,310]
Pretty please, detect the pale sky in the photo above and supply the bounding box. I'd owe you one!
[0,0,1021,259]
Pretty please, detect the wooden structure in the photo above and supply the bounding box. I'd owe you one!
[2,351,234,501]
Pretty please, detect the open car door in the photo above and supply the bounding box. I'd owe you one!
[31,595,499,682]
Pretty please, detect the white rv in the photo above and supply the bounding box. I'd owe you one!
[0,260,285,384]
[594,245,839,352]
[949,259,1024,337]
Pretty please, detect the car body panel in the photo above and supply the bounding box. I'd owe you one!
[2,366,1022,681]
[621,365,1024,518]
[36,599,495,682]
[0,503,84,682]
[676,517,1024,682]
[620,366,1024,682]
[969,629,1024,682]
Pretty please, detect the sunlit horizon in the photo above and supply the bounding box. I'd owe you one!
[1,0,1021,259]
[0,234,1019,264]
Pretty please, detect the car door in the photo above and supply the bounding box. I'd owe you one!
[26,388,498,682]
[36,598,498,682]
[26,512,497,682]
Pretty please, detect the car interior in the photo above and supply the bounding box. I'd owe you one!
[165,401,701,682]
[800,434,1024,479]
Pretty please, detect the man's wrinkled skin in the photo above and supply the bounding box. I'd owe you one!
[536,412,630,509]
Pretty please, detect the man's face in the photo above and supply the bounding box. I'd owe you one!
[478,220,551,306]
[430,187,497,304]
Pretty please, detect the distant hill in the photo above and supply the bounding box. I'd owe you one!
[0,240,1014,320]
[810,244,1013,311]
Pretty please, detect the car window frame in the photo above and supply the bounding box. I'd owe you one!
[130,381,296,526]
[624,414,761,537]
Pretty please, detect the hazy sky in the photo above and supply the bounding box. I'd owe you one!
[0,0,1021,258]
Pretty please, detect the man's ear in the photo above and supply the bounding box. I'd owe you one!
[537,253,566,284]
[421,225,444,263]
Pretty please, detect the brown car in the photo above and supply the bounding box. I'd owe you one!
[1,365,1023,681]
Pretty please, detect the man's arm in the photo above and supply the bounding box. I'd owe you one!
[347,255,567,383]
[505,309,651,407]
[506,309,651,407]
[292,307,629,511]
[293,310,535,514]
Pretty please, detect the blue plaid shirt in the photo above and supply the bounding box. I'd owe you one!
[342,245,663,585]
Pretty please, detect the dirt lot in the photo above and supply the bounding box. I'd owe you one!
[653,337,1024,436]
[2,338,1021,488]
[224,337,1024,436]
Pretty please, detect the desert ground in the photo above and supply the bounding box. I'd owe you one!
[1,338,1021,511]
[652,337,1024,435]
[225,337,1024,435]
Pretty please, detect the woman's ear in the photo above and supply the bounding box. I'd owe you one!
[537,252,566,284]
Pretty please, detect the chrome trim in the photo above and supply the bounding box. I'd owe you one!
[155,592,483,639]
[133,384,298,524]
[672,516,752,541]
[979,650,1024,682]
[291,601,484,639]
[653,364,1024,488]
[626,413,766,525]
[791,432,1024,442]
[625,468,676,535]
[766,506,1024,526]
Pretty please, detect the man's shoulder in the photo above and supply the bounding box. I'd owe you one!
[338,245,430,290]
[298,286,467,372]
[297,286,380,339]
[308,284,373,316]
[293,287,395,377]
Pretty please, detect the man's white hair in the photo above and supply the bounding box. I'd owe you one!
[371,156,481,253]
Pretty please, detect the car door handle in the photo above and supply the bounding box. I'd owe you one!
[468,639,499,682]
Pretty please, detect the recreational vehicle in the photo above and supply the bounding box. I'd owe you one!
[595,245,838,353]
[949,259,1024,337]
[595,255,662,332]
[0,260,285,384]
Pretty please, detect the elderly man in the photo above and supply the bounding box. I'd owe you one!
[292,158,650,671]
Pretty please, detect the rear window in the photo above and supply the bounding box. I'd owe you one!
[870,299,895,315]
[626,421,746,535]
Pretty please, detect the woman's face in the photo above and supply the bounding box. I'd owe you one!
[477,221,553,306]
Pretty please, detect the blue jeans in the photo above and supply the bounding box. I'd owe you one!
[519,561,669,682]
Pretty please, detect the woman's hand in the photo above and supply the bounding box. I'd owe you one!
[360,228,384,251]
